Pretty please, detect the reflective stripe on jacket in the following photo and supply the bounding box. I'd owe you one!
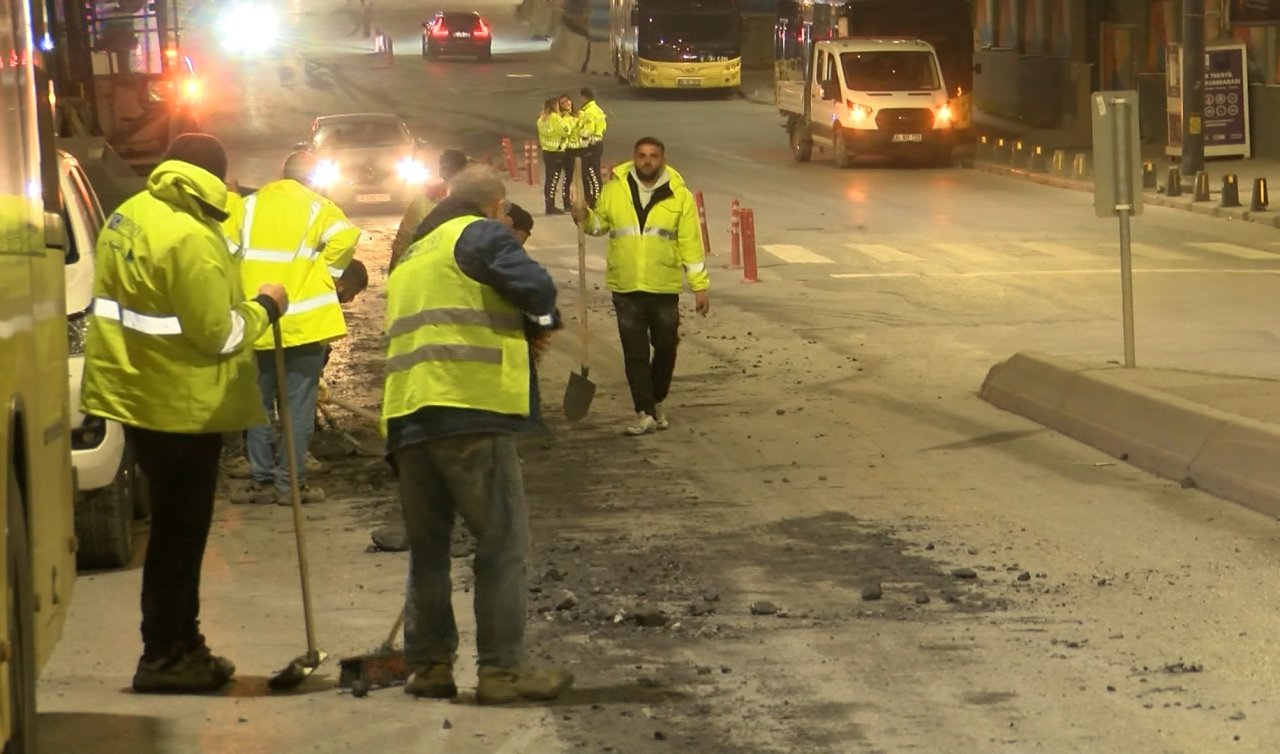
[538,112,572,153]
[583,162,709,294]
[80,160,271,433]
[228,178,361,349]
[381,215,532,435]
[578,100,607,145]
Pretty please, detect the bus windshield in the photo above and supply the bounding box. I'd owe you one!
[840,51,940,91]
[639,13,740,61]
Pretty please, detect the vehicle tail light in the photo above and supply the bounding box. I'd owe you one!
[474,19,490,38]
[431,21,448,38]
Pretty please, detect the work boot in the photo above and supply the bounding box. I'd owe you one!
[545,206,565,216]
[405,663,458,699]
[277,485,326,506]
[133,645,235,694]
[654,403,669,431]
[476,665,574,705]
[624,412,658,436]
[228,481,275,505]
[305,453,327,476]
[221,455,252,479]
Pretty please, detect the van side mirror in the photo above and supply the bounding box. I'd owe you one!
[821,79,840,100]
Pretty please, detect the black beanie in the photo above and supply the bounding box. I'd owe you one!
[164,133,229,181]
[506,202,533,234]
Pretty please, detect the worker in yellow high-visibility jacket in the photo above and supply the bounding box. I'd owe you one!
[226,151,362,505]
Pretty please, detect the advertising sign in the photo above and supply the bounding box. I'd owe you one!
[1230,0,1280,25]
[1165,42,1251,159]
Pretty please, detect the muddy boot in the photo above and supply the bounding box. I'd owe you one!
[276,485,326,506]
[405,663,457,699]
[654,403,669,430]
[133,645,235,694]
[624,412,658,436]
[221,456,252,479]
[476,665,574,705]
[304,453,327,476]
[228,481,275,505]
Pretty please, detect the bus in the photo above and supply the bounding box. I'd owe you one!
[1,0,80,746]
[610,0,743,91]
[776,0,974,136]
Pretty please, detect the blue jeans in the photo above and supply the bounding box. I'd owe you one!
[247,343,324,492]
[395,433,529,670]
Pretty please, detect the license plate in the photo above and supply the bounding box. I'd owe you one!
[677,78,701,87]
[891,133,923,143]
[356,193,391,203]
[453,31,470,37]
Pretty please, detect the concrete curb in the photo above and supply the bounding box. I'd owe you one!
[980,352,1280,519]
[974,161,1280,229]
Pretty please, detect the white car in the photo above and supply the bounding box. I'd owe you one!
[295,113,431,211]
[61,150,148,570]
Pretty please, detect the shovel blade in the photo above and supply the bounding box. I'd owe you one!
[268,649,329,691]
[563,368,596,422]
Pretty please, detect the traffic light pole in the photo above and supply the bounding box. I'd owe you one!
[1182,0,1205,176]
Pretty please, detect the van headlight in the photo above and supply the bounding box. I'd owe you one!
[312,159,340,189]
[396,158,430,184]
[934,104,953,128]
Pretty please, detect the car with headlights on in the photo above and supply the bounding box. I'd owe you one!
[422,10,492,61]
[294,113,431,211]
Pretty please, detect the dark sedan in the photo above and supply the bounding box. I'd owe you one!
[422,10,492,61]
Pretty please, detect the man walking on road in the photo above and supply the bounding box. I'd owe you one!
[577,87,607,207]
[381,165,573,705]
[80,134,289,693]
[228,151,361,505]
[572,137,709,435]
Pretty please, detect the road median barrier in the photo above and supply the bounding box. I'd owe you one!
[1221,174,1240,208]
[981,352,1280,518]
[1193,170,1211,202]
[1251,177,1269,212]
[740,208,759,283]
[1164,166,1182,197]
[1071,152,1089,180]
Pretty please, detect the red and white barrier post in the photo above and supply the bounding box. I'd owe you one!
[501,137,518,179]
[741,208,759,283]
[694,190,712,257]
[729,199,741,268]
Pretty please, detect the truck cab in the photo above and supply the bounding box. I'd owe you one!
[779,38,955,168]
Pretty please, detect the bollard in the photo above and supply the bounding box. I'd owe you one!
[1071,153,1089,179]
[994,137,1008,164]
[729,199,741,269]
[524,141,537,186]
[1192,170,1210,202]
[1011,140,1026,168]
[1164,166,1181,197]
[1251,177,1269,212]
[1029,145,1047,172]
[977,135,990,161]
[741,208,759,284]
[1142,161,1156,190]
[501,137,518,179]
[1220,174,1241,208]
[1051,149,1067,176]
[694,190,713,257]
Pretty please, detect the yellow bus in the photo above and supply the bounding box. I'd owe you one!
[1,0,80,748]
[610,0,743,91]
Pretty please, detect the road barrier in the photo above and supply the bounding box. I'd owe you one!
[729,199,741,269]
[740,208,759,283]
[1221,174,1240,208]
[500,138,518,179]
[1252,178,1269,212]
[1052,149,1068,176]
[694,190,712,257]
[1071,153,1089,179]
[1164,167,1182,197]
[1193,170,1210,202]
[523,140,538,186]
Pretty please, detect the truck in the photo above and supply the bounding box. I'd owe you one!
[1,0,82,748]
[775,0,974,167]
[611,0,742,91]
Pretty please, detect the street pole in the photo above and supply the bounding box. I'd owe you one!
[1114,97,1136,368]
[1182,0,1205,176]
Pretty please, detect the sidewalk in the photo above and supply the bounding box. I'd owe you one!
[981,353,1280,519]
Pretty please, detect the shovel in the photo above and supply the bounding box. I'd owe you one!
[563,156,596,422]
[267,320,328,690]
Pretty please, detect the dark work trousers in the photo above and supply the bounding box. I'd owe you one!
[127,427,222,659]
[542,150,568,211]
[563,147,585,204]
[582,142,604,207]
[612,291,680,417]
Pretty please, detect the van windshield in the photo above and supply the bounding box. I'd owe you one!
[840,51,940,91]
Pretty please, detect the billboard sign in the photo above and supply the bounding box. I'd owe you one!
[1230,0,1280,25]
[1165,42,1251,158]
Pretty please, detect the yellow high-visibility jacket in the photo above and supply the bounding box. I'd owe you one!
[227,178,361,349]
[538,112,572,153]
[582,162,708,294]
[578,100,607,145]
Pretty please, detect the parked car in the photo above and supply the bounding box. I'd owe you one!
[61,149,149,570]
[421,10,492,61]
[294,113,431,211]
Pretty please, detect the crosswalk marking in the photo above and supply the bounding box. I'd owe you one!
[1186,241,1277,261]
[928,242,997,262]
[761,244,834,264]
[846,243,920,263]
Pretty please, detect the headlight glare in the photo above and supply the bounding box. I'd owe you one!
[312,160,340,188]
[397,158,430,184]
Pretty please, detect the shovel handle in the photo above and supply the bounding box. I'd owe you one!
[571,157,589,369]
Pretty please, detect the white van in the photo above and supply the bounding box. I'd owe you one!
[777,38,955,168]
[61,150,148,570]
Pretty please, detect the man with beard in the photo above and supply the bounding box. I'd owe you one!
[571,137,709,436]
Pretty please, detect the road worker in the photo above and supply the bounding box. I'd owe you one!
[536,97,571,215]
[559,94,584,206]
[227,151,361,505]
[577,87,608,206]
[381,165,572,705]
[571,136,709,436]
[392,148,469,268]
[79,133,289,693]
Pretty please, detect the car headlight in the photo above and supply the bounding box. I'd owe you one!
[848,103,873,124]
[397,158,430,184]
[934,104,953,128]
[312,159,340,189]
[219,4,279,55]
[67,313,89,356]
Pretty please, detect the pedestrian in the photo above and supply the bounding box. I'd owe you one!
[79,133,290,693]
[577,87,607,206]
[381,165,573,705]
[392,148,469,268]
[571,136,709,435]
[559,93,581,209]
[227,151,362,505]
[536,97,571,215]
